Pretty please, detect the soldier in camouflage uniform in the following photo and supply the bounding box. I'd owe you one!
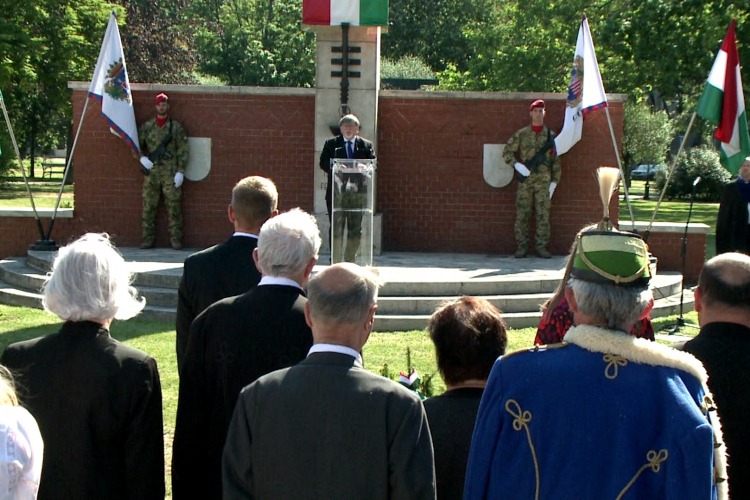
[138,93,189,250]
[503,99,561,258]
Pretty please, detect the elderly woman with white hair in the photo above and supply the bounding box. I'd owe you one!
[1,233,165,500]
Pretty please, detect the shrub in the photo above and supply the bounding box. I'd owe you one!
[655,145,731,202]
[380,56,435,80]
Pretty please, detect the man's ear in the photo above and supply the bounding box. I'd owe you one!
[304,256,317,279]
[564,286,578,314]
[253,248,262,275]
[694,285,703,313]
[361,303,378,346]
[304,301,314,328]
[227,204,236,224]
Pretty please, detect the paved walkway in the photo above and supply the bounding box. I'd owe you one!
[76,248,570,284]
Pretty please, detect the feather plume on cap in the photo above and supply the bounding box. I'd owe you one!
[596,167,620,231]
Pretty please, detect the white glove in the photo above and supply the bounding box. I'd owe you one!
[549,181,557,199]
[514,162,531,176]
[174,172,184,188]
[139,156,154,171]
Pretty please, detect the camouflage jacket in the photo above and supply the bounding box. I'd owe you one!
[503,125,562,183]
[138,117,189,172]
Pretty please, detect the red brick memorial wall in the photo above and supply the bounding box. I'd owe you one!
[1,85,703,281]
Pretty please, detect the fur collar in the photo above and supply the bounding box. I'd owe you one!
[565,324,727,500]
[564,324,707,384]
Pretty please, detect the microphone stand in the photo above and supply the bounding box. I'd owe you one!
[661,176,701,335]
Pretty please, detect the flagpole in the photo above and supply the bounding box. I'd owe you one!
[44,97,92,242]
[0,96,46,241]
[604,107,636,228]
[643,111,697,242]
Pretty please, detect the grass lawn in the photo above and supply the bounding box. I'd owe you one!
[0,303,700,498]
[622,180,718,259]
[0,164,74,208]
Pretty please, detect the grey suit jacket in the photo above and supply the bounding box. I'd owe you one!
[222,351,436,500]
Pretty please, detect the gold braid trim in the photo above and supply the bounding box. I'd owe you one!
[603,353,628,379]
[505,399,540,500]
[615,449,668,500]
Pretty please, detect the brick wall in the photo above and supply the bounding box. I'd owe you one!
[2,85,705,281]
[65,85,316,250]
[377,93,623,254]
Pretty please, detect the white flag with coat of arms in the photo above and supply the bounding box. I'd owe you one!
[554,14,608,156]
[88,12,140,154]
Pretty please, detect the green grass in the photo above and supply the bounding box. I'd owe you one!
[0,163,74,208]
[0,302,700,500]
[622,180,718,259]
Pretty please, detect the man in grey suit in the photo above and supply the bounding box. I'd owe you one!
[223,263,436,500]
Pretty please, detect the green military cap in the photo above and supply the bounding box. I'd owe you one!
[571,230,651,287]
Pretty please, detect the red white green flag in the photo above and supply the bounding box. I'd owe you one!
[303,0,388,26]
[697,19,750,175]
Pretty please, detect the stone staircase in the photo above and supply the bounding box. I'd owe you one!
[0,250,692,331]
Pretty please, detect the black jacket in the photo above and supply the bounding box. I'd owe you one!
[1,321,165,500]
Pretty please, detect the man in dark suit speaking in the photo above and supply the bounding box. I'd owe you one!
[172,208,320,500]
[319,114,376,262]
[223,263,436,500]
[175,176,278,373]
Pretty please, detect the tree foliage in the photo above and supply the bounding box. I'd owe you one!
[655,145,731,202]
[0,0,112,175]
[115,0,198,84]
[622,101,674,169]
[192,0,315,87]
[437,0,750,100]
[382,0,493,73]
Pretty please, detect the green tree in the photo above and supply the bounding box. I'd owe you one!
[0,0,112,176]
[192,0,315,87]
[436,0,750,100]
[382,0,493,73]
[622,101,674,170]
[115,0,198,84]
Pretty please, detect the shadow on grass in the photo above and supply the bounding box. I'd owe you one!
[0,316,175,354]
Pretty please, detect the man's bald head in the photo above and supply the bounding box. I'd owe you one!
[698,253,750,313]
[307,263,383,327]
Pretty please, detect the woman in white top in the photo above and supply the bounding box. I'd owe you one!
[0,365,43,500]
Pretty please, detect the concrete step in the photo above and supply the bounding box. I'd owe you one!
[2,250,694,332]
[0,258,47,293]
[0,278,177,323]
[374,289,695,331]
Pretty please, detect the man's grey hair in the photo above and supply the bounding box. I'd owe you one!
[42,233,145,322]
[339,114,360,127]
[257,208,321,278]
[307,265,383,325]
[568,277,652,330]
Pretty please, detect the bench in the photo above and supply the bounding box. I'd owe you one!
[41,149,67,179]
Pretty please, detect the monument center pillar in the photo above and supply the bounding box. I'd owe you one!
[308,24,382,255]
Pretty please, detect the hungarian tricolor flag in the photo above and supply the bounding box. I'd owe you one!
[697,19,750,175]
[303,0,388,26]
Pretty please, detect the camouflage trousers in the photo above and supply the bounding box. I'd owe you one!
[515,171,551,251]
[332,191,365,263]
[142,163,182,242]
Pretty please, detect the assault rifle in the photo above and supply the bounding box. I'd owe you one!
[517,129,555,183]
[146,119,174,167]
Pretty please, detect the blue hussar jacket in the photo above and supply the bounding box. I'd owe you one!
[464,325,727,500]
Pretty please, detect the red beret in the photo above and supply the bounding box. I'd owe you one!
[529,99,545,111]
[155,93,169,105]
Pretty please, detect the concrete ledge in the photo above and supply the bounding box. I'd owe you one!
[69,82,316,97]
[0,208,74,219]
[618,221,711,235]
[380,90,628,103]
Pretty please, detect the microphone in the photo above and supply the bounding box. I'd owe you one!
[693,176,701,186]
